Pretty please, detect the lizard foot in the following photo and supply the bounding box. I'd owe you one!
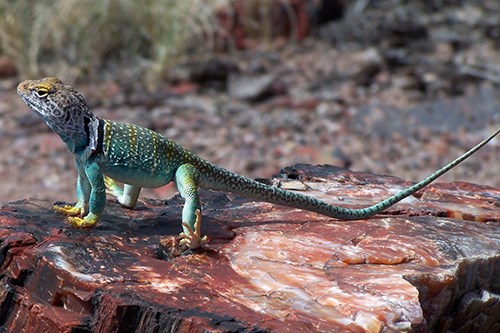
[104,176,121,195]
[179,209,208,250]
[66,213,99,228]
[53,205,84,217]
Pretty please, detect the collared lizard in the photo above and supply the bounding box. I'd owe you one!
[17,77,500,249]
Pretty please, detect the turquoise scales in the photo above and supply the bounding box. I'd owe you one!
[17,77,500,249]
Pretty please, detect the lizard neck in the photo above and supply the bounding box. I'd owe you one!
[55,115,100,156]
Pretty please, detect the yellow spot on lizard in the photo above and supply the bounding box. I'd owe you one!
[128,124,137,155]
[151,131,159,171]
[104,120,112,153]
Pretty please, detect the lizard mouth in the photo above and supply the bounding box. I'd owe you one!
[17,81,33,104]
[17,81,44,116]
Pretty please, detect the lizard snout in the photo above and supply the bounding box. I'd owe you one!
[17,80,31,96]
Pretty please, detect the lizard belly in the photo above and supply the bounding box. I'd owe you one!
[102,165,172,188]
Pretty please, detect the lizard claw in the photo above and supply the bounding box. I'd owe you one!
[54,205,84,217]
[179,209,208,250]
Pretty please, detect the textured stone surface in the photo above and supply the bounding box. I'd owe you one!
[0,165,499,332]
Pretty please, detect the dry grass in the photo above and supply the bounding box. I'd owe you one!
[0,0,227,85]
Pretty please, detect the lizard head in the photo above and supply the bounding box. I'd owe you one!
[17,77,97,146]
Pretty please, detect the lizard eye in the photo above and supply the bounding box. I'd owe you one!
[35,88,49,98]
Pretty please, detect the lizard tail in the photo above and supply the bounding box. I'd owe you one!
[349,126,499,219]
[199,127,499,220]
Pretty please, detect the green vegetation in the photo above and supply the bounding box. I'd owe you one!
[0,0,224,84]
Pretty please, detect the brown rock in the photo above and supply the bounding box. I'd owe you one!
[216,0,311,50]
[228,73,283,101]
[0,165,499,332]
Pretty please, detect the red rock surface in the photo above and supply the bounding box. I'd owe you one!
[1,165,499,333]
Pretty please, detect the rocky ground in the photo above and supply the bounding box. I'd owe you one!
[2,167,499,332]
[0,0,498,204]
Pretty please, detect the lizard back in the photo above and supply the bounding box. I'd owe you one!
[97,119,184,188]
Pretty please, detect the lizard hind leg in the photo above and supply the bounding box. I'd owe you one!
[175,163,208,250]
[180,209,208,250]
[104,175,141,208]
[104,175,125,201]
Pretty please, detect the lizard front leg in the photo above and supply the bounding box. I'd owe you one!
[54,158,90,217]
[175,164,208,249]
[66,159,105,228]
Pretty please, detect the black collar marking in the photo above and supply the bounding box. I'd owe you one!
[92,118,105,155]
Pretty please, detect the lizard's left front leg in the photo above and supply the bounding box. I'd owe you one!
[174,164,208,249]
[67,160,106,228]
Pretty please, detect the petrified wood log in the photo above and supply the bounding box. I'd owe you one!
[1,165,499,333]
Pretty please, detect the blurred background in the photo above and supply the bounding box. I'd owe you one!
[0,0,498,203]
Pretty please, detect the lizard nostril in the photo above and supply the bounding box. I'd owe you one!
[17,81,30,94]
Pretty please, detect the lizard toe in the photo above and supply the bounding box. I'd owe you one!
[54,205,84,217]
[179,210,207,250]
